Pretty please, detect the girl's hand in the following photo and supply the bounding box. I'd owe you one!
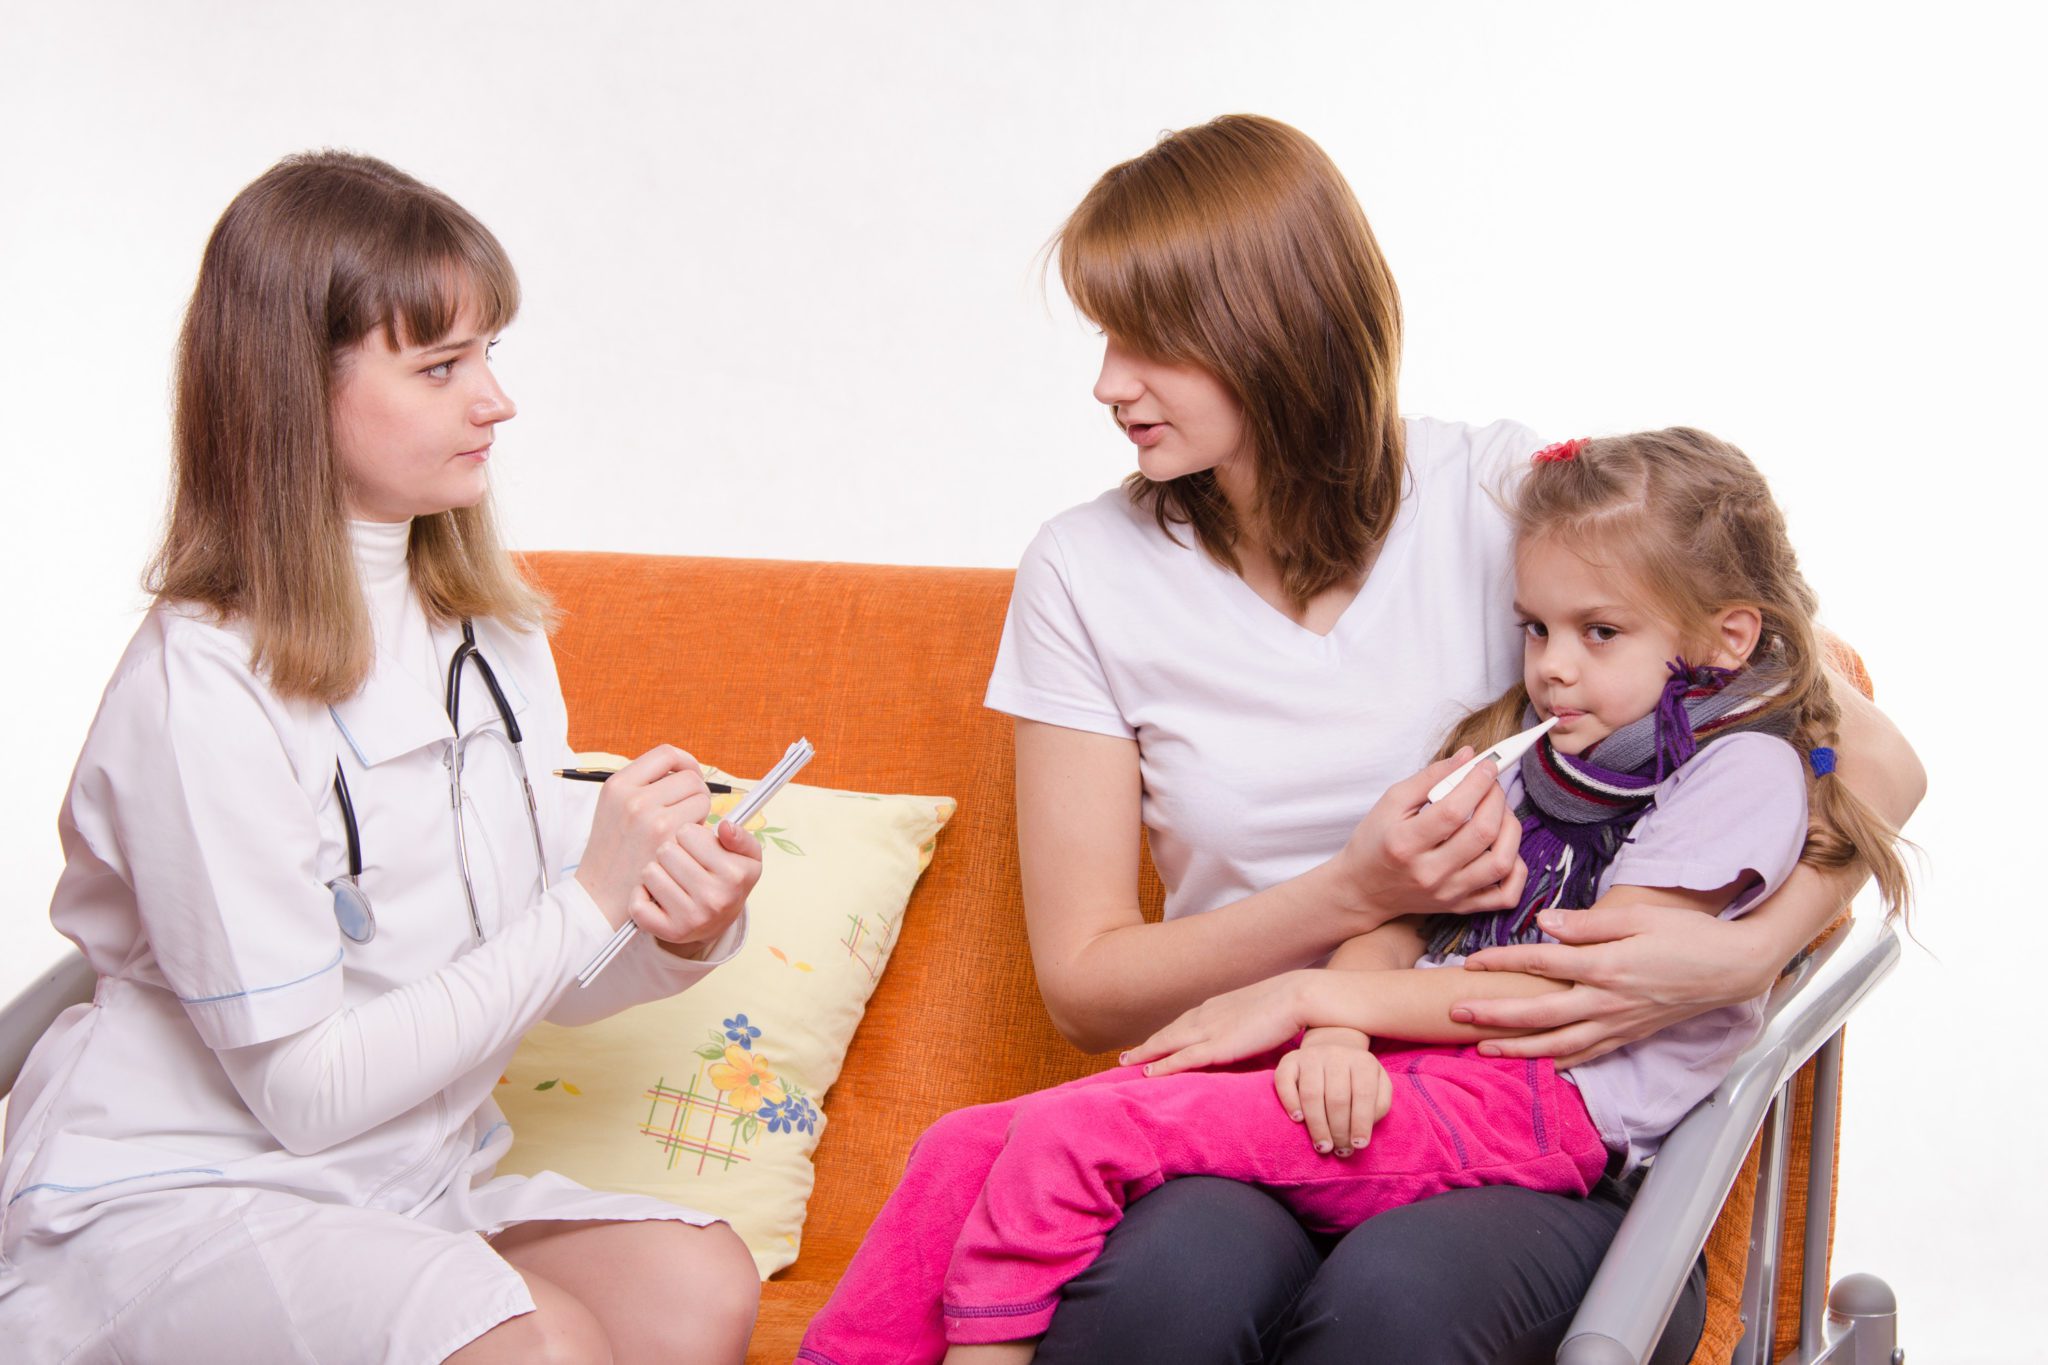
[574,746,713,929]
[1121,971,1314,1075]
[1326,750,1528,929]
[631,817,763,953]
[1452,899,1768,1067]
[1276,1027,1392,1157]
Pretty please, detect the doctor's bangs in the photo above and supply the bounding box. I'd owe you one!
[338,194,521,354]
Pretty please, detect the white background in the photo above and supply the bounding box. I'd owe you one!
[1,2,2038,1357]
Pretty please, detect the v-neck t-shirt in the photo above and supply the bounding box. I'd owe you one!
[985,415,1544,925]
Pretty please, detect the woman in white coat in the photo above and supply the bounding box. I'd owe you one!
[0,152,763,1364]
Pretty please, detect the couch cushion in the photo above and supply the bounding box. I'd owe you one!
[494,763,954,1275]
[521,553,1151,1296]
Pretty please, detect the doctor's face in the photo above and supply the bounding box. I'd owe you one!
[331,302,516,523]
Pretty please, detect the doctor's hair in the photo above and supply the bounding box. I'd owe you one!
[146,150,549,704]
[1052,114,1405,609]
[1437,428,1911,919]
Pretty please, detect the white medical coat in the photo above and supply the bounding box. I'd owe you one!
[0,545,741,1360]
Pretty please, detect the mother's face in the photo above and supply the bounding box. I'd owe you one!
[330,301,516,524]
[1092,333,1249,488]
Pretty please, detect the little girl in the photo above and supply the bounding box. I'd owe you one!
[798,427,1910,1365]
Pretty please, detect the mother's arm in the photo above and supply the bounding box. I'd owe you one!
[1454,677,1925,1065]
[1018,719,1527,1053]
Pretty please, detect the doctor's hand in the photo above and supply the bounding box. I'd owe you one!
[633,817,763,954]
[575,746,713,930]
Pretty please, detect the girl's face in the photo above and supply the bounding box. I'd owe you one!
[1092,333,1249,490]
[330,301,515,523]
[1515,537,1755,756]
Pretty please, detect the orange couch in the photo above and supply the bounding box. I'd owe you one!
[525,550,1846,1365]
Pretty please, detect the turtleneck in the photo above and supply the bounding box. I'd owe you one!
[349,518,440,693]
[349,518,412,617]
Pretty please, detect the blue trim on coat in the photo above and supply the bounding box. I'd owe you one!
[178,948,344,1006]
[9,1165,226,1206]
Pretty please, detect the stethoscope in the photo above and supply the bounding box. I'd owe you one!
[327,620,550,945]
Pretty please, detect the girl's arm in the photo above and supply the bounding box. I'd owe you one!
[1452,677,1923,1066]
[1019,720,1528,1054]
[1124,884,1739,1075]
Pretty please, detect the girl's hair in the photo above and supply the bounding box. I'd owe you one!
[1439,428,1912,918]
[1053,114,1405,607]
[146,150,548,704]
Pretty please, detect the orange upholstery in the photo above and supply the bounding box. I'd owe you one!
[522,551,1855,1365]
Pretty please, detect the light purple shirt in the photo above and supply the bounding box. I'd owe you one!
[1424,731,1809,1172]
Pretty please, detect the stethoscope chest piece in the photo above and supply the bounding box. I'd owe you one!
[330,875,377,944]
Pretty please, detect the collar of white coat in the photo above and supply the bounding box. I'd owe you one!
[327,615,532,768]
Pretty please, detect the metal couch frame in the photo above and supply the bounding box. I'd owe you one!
[1558,914,1903,1364]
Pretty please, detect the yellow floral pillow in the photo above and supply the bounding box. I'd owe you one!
[494,766,955,1277]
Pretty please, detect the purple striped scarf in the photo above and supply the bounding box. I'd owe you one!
[1426,660,1791,958]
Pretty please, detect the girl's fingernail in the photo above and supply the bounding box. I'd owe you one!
[1450,1007,1473,1023]
[1142,1064,1153,1076]
[1478,1043,1500,1057]
[1316,1141,1332,1154]
[1290,1111,1303,1122]
[1336,1148,1351,1158]
[1537,910,1560,931]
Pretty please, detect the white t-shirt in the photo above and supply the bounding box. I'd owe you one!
[985,415,1544,926]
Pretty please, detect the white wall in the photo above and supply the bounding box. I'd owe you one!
[1,2,2037,1356]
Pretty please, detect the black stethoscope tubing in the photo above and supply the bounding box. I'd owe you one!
[327,620,531,944]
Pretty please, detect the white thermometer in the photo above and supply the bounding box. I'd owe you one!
[1426,716,1558,804]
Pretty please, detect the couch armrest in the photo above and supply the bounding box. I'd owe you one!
[0,952,95,1099]
[1557,915,1900,1365]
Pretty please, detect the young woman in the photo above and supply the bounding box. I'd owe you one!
[985,116,1924,1364]
[0,153,762,1364]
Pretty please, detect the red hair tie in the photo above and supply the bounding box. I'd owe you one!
[1532,437,1589,464]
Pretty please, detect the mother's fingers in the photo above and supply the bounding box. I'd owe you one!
[1461,940,1600,981]
[1120,1022,1192,1069]
[1478,1020,1625,1066]
[1416,772,1507,867]
[1451,984,1620,1033]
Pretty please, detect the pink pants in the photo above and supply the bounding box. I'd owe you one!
[798,1045,1607,1365]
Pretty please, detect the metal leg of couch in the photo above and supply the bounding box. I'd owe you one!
[1821,1273,1899,1365]
[1733,1090,1793,1365]
[1794,1031,1845,1358]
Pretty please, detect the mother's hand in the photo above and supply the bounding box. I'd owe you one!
[1325,749,1528,928]
[1452,903,1777,1067]
[1119,971,1315,1076]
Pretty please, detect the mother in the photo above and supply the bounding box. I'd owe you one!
[985,115,1922,1364]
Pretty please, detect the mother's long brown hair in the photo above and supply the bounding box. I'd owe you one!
[1054,115,1405,606]
[147,150,546,704]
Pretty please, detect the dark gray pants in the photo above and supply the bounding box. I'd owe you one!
[1031,1175,1708,1365]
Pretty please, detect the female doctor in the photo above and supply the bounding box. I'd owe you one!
[0,152,762,1364]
